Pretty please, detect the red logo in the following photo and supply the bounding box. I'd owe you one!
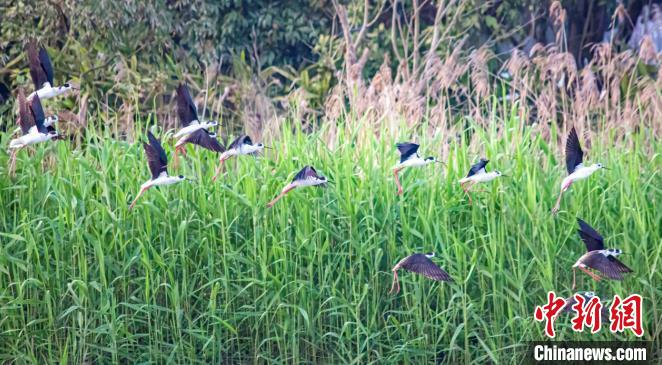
[609,294,643,337]
[534,291,566,338]
[535,292,644,337]
[570,294,602,334]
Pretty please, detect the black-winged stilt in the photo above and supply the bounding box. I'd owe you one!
[12,115,58,136]
[128,131,187,210]
[561,291,610,322]
[171,84,217,139]
[552,127,607,214]
[266,166,327,208]
[572,218,632,290]
[8,91,63,174]
[393,142,440,195]
[211,135,265,181]
[25,40,72,100]
[173,83,223,166]
[458,158,504,204]
[389,252,453,294]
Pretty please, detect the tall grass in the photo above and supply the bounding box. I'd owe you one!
[0,111,659,364]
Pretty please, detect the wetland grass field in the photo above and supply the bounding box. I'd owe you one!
[0,114,659,364]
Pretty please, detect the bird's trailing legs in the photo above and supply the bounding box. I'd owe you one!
[572,266,602,290]
[128,186,151,211]
[266,184,295,208]
[173,146,187,169]
[393,168,403,195]
[552,183,571,214]
[7,148,20,177]
[461,181,474,205]
[389,270,400,294]
[212,156,229,182]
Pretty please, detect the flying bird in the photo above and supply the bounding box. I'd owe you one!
[9,93,60,149]
[552,127,607,214]
[26,40,73,100]
[173,84,224,166]
[171,84,218,139]
[572,218,632,290]
[12,114,58,136]
[129,131,187,210]
[389,253,453,294]
[8,92,63,175]
[457,158,503,204]
[212,135,265,181]
[393,142,440,195]
[266,166,327,208]
[561,291,610,323]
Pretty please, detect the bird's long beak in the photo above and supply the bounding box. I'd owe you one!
[263,146,272,150]
[501,174,510,177]
[602,167,610,170]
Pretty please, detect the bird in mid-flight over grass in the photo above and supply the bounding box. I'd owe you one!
[173,83,224,167]
[266,165,328,208]
[389,252,453,294]
[129,131,188,210]
[212,135,265,181]
[8,91,63,176]
[561,291,610,323]
[552,127,607,214]
[393,142,441,195]
[171,84,218,139]
[457,158,504,204]
[571,218,632,290]
[25,40,73,100]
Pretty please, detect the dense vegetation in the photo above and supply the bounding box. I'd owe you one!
[0,0,660,363]
[0,114,660,363]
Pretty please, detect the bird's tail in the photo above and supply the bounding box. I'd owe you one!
[8,139,22,149]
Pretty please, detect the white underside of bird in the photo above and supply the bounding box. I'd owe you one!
[142,172,184,189]
[221,144,262,159]
[173,121,217,138]
[174,136,187,148]
[28,83,70,100]
[13,116,58,135]
[458,171,500,184]
[291,177,326,189]
[394,157,431,169]
[560,164,600,189]
[9,132,53,149]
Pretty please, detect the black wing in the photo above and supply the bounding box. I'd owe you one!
[396,142,420,163]
[144,131,168,179]
[401,254,453,282]
[584,253,633,280]
[466,158,489,177]
[577,218,604,252]
[39,47,54,86]
[176,83,198,127]
[293,166,320,182]
[561,293,609,322]
[30,95,47,134]
[185,129,224,152]
[562,293,591,313]
[228,135,252,150]
[565,127,584,174]
[26,41,49,90]
[17,90,34,135]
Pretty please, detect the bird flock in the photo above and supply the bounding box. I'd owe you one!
[6,41,633,300]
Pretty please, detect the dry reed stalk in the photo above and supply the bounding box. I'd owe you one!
[549,1,567,49]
